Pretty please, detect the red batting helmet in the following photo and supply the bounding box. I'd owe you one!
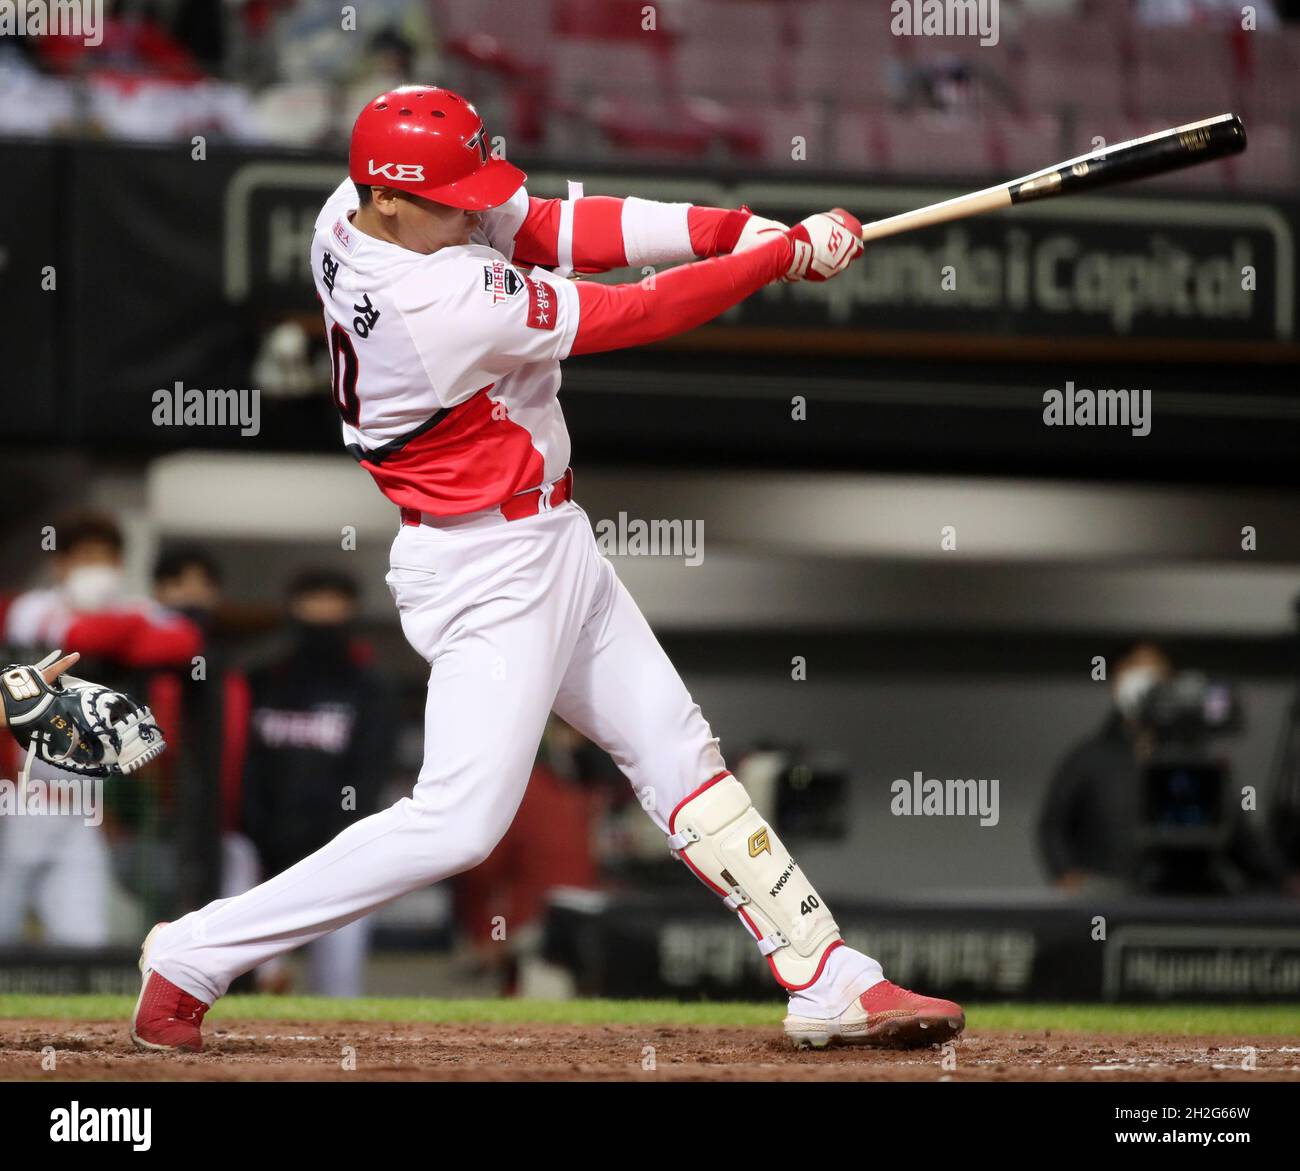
[348,85,526,210]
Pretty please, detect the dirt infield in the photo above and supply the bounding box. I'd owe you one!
[2,1019,1298,1081]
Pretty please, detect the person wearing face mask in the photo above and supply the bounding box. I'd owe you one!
[5,510,203,672]
[0,510,202,947]
[1037,642,1172,893]
[232,570,394,996]
[1038,641,1285,895]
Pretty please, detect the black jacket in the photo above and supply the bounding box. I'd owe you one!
[1038,711,1283,893]
[241,641,393,878]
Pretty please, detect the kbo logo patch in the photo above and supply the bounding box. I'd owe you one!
[483,259,524,304]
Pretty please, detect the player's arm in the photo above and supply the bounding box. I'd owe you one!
[569,208,863,356]
[506,192,789,273]
[400,209,860,405]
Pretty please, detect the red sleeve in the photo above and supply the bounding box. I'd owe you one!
[512,196,750,272]
[686,206,750,257]
[570,234,791,357]
[63,610,202,669]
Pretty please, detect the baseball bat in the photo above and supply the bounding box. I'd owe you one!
[858,113,1247,243]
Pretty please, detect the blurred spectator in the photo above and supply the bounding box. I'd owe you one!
[5,509,201,675]
[151,546,246,910]
[0,509,201,947]
[248,3,440,144]
[1039,641,1284,894]
[233,569,393,996]
[153,546,223,627]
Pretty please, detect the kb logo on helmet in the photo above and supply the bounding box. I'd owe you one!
[367,160,426,182]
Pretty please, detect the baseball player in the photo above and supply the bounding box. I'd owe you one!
[132,86,965,1052]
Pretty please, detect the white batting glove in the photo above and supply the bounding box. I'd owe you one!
[731,213,790,254]
[784,208,865,282]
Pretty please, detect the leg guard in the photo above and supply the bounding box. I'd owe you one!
[667,774,841,990]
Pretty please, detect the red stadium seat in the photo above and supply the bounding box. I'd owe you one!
[676,38,783,102]
[790,39,896,105]
[744,101,831,169]
[1130,29,1236,119]
[679,0,786,46]
[553,0,671,42]
[990,114,1065,179]
[434,0,555,64]
[548,38,671,104]
[1236,28,1300,121]
[840,110,1002,178]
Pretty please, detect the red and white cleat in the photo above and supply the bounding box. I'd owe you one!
[130,923,209,1053]
[784,979,965,1050]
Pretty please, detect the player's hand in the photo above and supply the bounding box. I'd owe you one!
[784,208,865,282]
[0,652,78,728]
[40,651,80,686]
[731,213,790,255]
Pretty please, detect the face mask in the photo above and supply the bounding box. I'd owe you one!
[175,606,213,629]
[292,621,351,660]
[1115,666,1160,721]
[64,565,124,611]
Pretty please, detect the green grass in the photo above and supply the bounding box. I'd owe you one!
[0,996,1297,1036]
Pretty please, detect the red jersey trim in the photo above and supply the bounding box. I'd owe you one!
[353,386,547,517]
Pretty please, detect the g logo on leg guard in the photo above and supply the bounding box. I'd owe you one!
[667,775,841,991]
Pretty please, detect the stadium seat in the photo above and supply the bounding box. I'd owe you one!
[990,113,1065,178]
[842,110,1002,178]
[1236,28,1300,121]
[434,0,555,64]
[746,101,831,169]
[548,38,671,105]
[676,38,783,102]
[790,39,896,105]
[1130,29,1236,118]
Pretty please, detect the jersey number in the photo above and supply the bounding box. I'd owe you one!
[329,324,360,426]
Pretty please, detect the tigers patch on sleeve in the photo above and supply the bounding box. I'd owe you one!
[483,259,524,304]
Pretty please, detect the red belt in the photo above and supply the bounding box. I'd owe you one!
[400,468,574,527]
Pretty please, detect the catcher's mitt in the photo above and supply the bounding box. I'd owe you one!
[1,649,166,777]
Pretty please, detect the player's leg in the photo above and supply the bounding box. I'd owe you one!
[144,619,557,1005]
[136,514,595,1045]
[553,557,963,1048]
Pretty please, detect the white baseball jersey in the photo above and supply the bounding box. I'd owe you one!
[310,181,580,516]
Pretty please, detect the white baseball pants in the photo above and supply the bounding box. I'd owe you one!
[149,501,879,1012]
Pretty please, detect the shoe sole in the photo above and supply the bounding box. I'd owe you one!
[786,1013,965,1051]
[130,922,201,1053]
